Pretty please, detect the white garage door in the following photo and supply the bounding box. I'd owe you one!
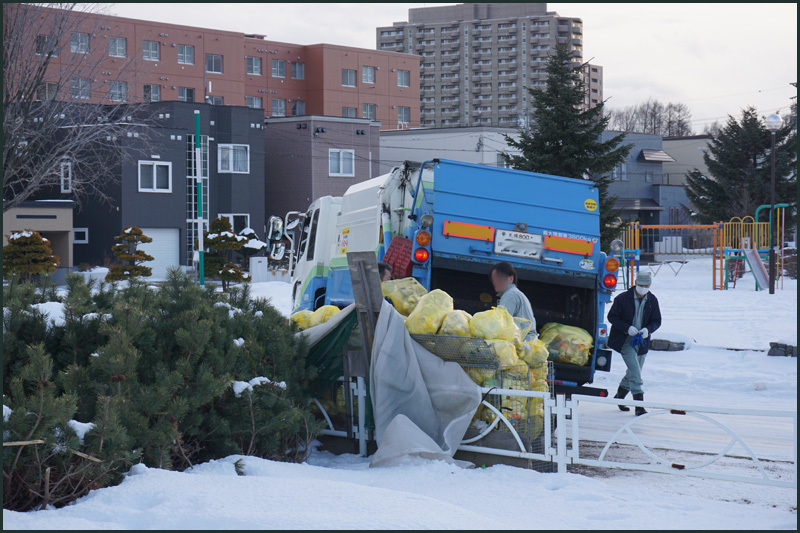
[139,228,180,280]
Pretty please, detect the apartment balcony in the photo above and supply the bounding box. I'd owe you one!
[442,41,460,49]
[441,108,460,116]
[557,37,568,44]
[573,37,582,46]
[558,24,569,32]
[571,25,582,34]
[499,73,518,82]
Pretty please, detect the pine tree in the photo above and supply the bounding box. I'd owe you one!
[3,230,60,280]
[501,44,633,248]
[686,107,797,225]
[105,226,154,282]
[204,217,251,291]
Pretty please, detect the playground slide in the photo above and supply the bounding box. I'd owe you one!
[743,248,769,290]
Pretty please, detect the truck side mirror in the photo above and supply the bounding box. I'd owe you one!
[286,218,300,230]
[268,215,284,242]
[269,242,286,261]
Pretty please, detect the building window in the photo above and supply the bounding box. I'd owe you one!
[37,82,58,101]
[397,106,410,124]
[611,162,628,181]
[70,32,89,53]
[292,100,305,116]
[271,98,286,117]
[205,53,223,73]
[362,65,375,84]
[71,78,90,99]
[362,103,376,120]
[271,59,285,78]
[245,56,262,75]
[397,69,410,87]
[342,107,357,118]
[73,228,89,244]
[138,161,172,193]
[143,84,160,102]
[218,144,250,174]
[108,37,126,58]
[36,35,58,57]
[342,69,356,87]
[143,40,160,61]
[109,81,127,102]
[218,214,250,234]
[60,161,72,193]
[178,44,194,65]
[291,61,305,79]
[329,149,355,177]
[178,87,194,102]
[645,171,654,183]
[246,96,262,109]
[209,95,223,105]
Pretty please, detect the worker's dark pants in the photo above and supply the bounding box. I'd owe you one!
[618,340,646,394]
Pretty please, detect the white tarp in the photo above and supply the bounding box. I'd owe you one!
[369,300,482,467]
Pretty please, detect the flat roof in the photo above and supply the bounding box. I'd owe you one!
[264,115,381,127]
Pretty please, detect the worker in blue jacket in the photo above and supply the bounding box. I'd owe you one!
[607,271,661,415]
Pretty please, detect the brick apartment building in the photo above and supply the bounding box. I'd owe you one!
[17,4,420,129]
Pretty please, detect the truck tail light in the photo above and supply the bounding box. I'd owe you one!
[415,230,431,246]
[602,274,617,289]
[413,248,429,263]
[604,257,619,273]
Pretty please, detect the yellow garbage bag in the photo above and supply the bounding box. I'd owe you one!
[405,289,453,334]
[465,366,496,386]
[438,310,473,336]
[538,322,594,366]
[381,277,428,316]
[486,339,521,368]
[512,317,533,347]
[528,404,545,440]
[529,378,549,411]
[518,338,549,366]
[528,361,549,382]
[309,305,341,328]
[289,310,314,331]
[470,306,516,341]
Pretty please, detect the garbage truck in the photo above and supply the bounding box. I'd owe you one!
[278,159,621,396]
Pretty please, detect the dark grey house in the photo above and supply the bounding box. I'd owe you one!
[64,101,266,278]
[602,131,689,226]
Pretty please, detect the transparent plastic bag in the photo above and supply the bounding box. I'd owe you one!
[438,310,473,336]
[381,277,428,316]
[309,305,341,328]
[404,289,453,335]
[469,306,516,341]
[289,310,313,331]
[518,338,549,366]
[538,322,593,366]
[512,317,533,347]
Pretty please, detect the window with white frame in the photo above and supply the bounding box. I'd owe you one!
[271,59,285,77]
[209,95,223,105]
[342,107,356,118]
[292,100,305,116]
[108,37,126,58]
[177,44,194,64]
[362,103,376,120]
[341,69,356,87]
[397,106,410,124]
[138,161,171,192]
[60,160,72,193]
[36,34,58,57]
[73,228,89,244]
[143,40,160,61]
[218,214,250,234]
[271,98,286,117]
[109,81,127,102]
[71,78,90,99]
[246,56,262,75]
[246,96,262,109]
[178,87,194,102]
[37,82,58,101]
[397,69,410,87]
[291,61,305,79]
[70,32,89,53]
[205,53,223,73]
[362,65,375,84]
[329,149,355,177]
[218,144,250,174]
[143,84,160,102]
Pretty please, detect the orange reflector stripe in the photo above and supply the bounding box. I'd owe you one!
[442,220,495,242]
[544,235,594,255]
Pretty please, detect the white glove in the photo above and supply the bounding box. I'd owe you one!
[628,326,639,337]
[640,328,649,339]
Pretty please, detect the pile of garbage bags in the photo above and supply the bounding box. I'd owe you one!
[289,305,340,331]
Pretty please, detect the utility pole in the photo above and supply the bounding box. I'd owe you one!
[195,110,205,285]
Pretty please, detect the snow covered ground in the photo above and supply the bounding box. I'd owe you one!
[4,259,796,530]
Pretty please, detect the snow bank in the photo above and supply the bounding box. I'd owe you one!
[249,282,292,317]
[67,420,95,445]
[3,405,11,422]
[30,302,66,328]
[231,376,287,398]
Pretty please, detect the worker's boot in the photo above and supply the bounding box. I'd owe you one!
[614,386,630,412]
[632,393,647,416]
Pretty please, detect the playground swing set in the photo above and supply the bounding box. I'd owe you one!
[616,204,790,291]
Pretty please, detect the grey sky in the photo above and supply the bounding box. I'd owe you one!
[105,3,797,133]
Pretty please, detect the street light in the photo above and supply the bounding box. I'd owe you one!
[764,113,783,294]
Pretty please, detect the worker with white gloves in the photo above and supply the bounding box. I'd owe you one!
[606,270,662,415]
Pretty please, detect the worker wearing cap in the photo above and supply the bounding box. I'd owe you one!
[607,271,662,415]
